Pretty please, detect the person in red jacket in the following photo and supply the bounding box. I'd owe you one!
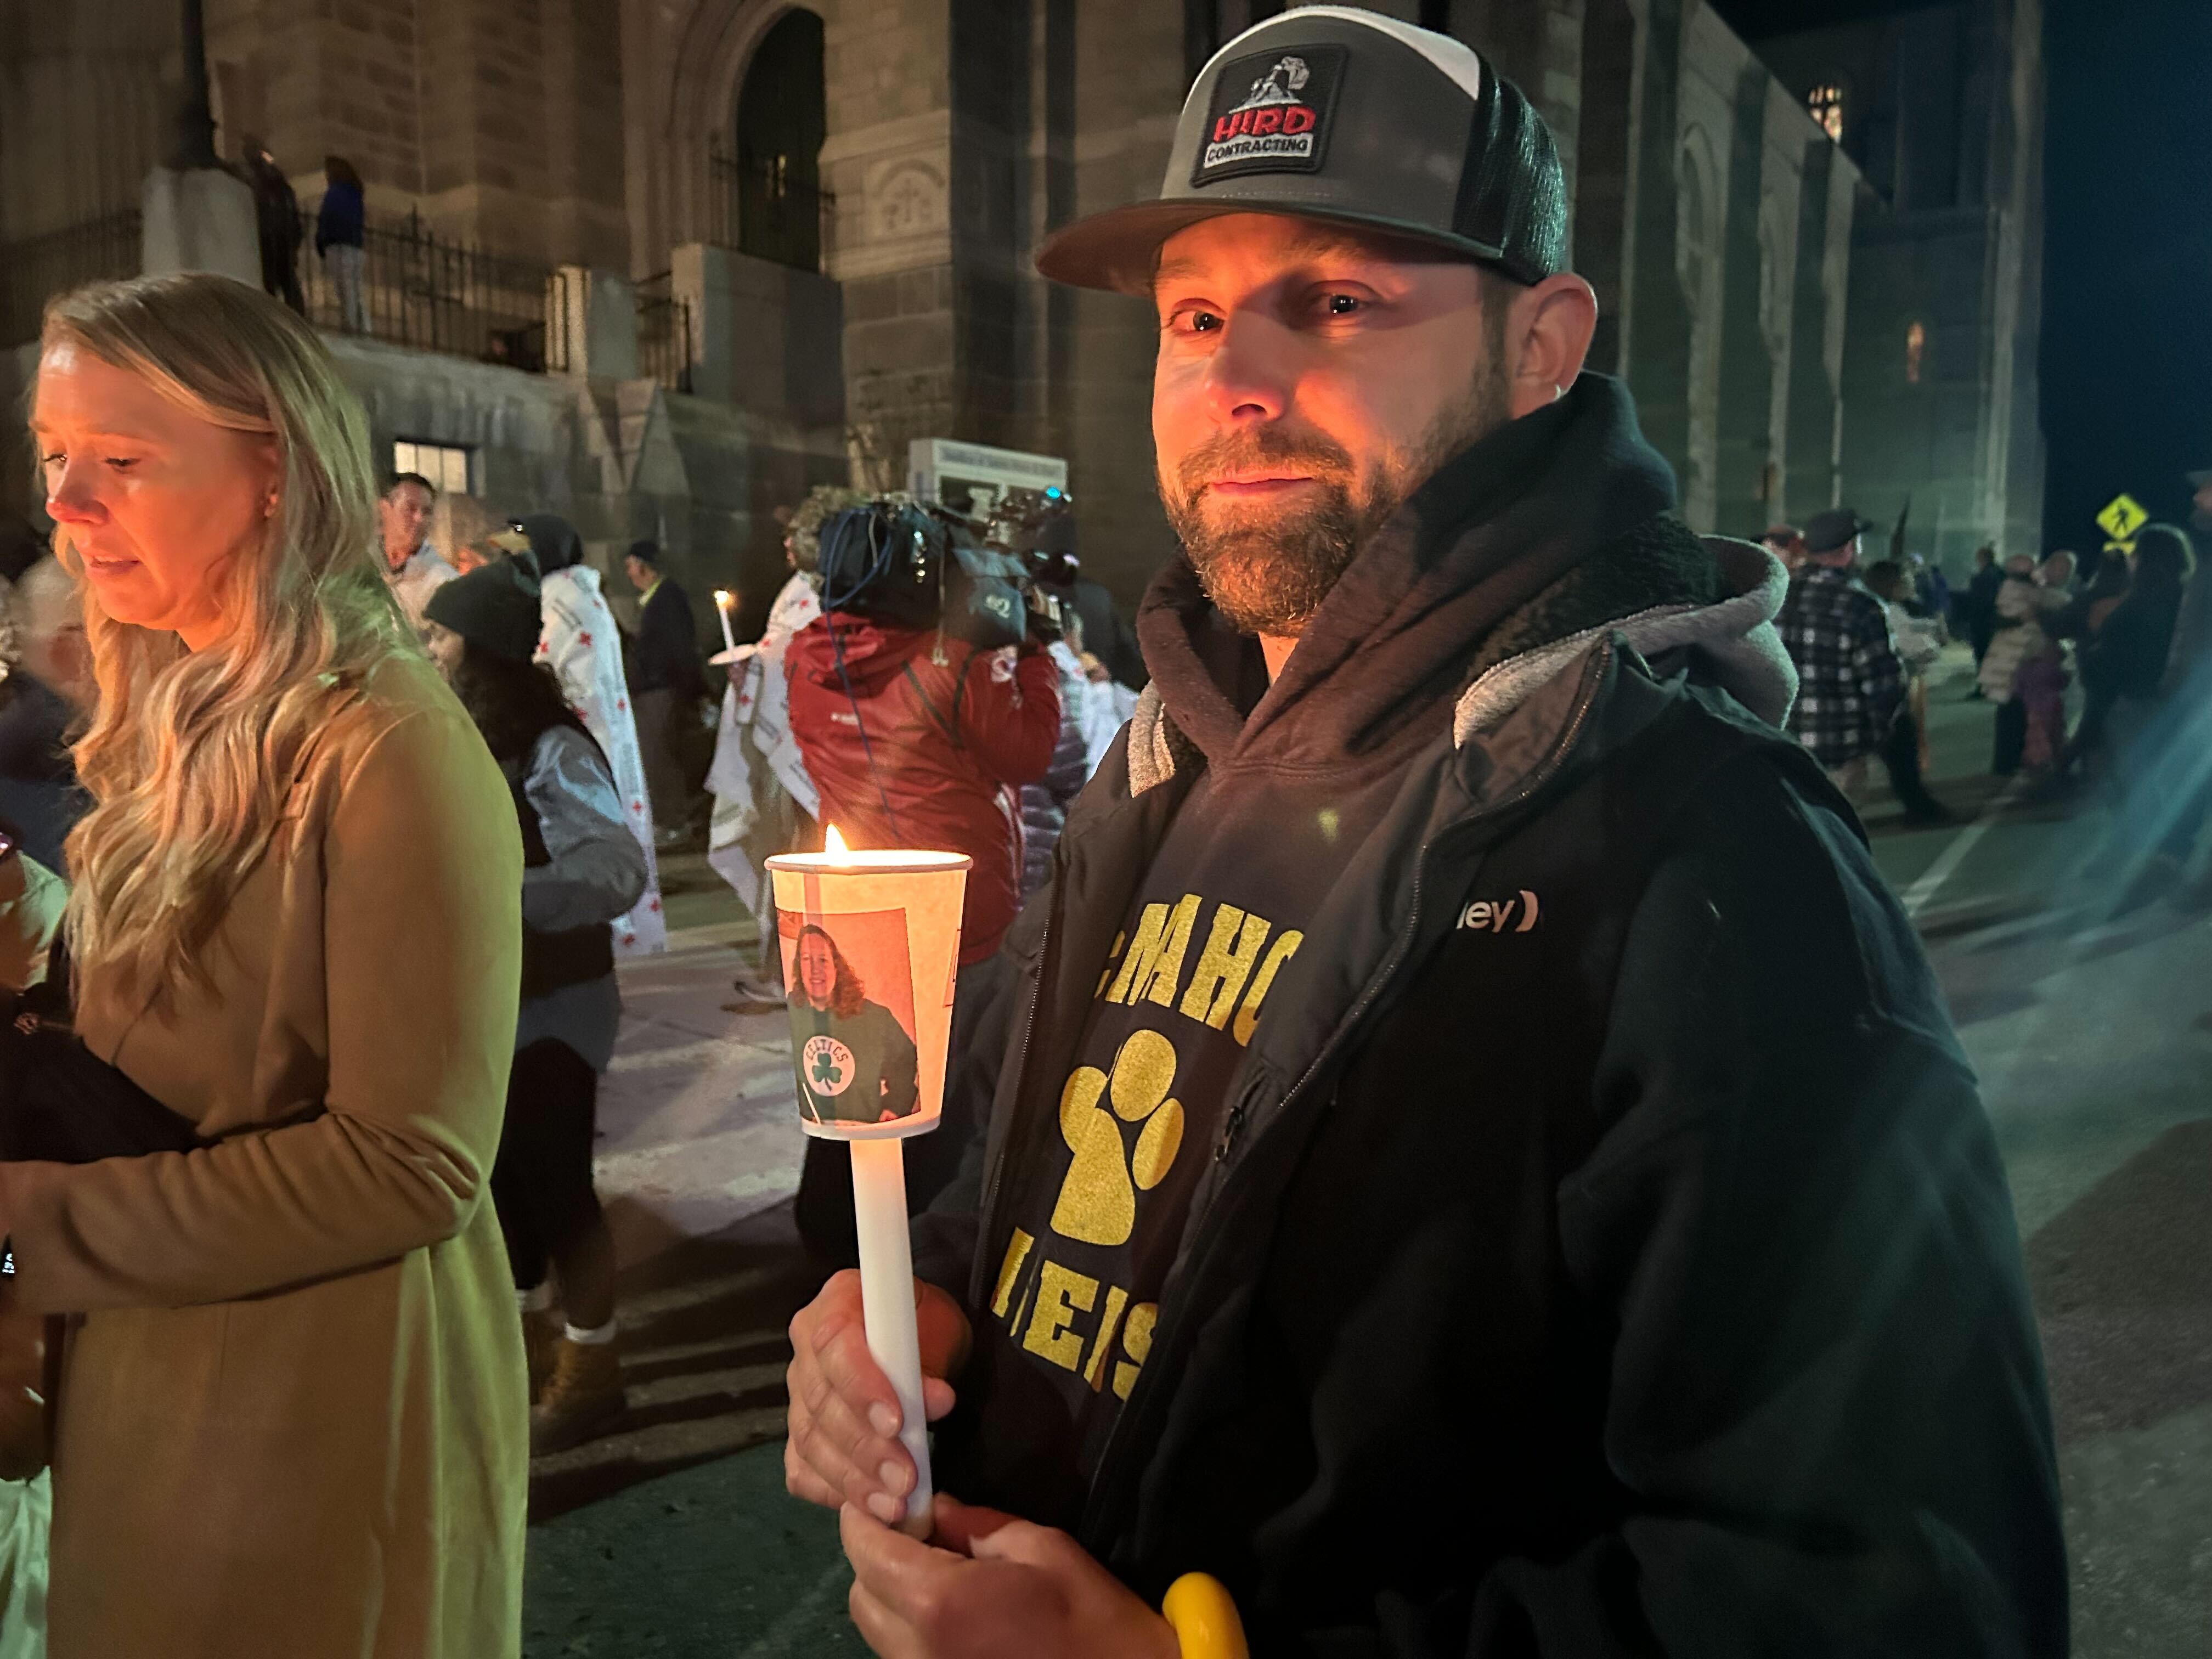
[785,612,1062,963]
[783,605,1061,1259]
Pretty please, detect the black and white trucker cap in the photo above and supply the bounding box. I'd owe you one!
[1035,6,1568,295]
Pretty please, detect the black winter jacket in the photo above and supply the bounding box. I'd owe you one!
[914,409,2062,1657]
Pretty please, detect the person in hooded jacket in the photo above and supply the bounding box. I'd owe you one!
[425,556,649,1454]
[781,15,2062,1659]
[501,514,669,957]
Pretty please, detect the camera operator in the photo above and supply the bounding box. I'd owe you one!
[784,504,1063,1256]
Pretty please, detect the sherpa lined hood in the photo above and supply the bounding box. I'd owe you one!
[1128,375,1796,793]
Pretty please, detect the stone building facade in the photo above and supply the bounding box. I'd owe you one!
[0,0,2043,627]
[1754,0,2046,567]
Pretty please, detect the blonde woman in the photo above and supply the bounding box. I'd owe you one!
[3,273,526,1656]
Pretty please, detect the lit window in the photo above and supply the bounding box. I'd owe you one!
[1905,321,1926,385]
[392,440,472,497]
[1808,84,1845,143]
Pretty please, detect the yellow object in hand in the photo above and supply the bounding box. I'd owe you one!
[1162,1573,1248,1659]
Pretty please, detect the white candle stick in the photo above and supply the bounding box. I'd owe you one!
[713,589,738,655]
[849,1136,933,1534]
[766,830,968,1541]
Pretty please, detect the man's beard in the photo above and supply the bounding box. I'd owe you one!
[1159,366,1515,637]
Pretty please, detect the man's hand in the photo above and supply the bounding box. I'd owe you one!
[842,1497,1178,1659]
[787,1271,972,1523]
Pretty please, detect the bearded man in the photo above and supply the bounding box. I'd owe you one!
[782,12,2064,1658]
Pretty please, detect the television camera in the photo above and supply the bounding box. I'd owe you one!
[814,486,1076,651]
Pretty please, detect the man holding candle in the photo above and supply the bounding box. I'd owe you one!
[785,12,2062,1659]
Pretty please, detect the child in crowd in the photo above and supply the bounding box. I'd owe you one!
[425,557,650,1454]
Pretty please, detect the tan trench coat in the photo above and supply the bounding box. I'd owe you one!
[0,657,528,1658]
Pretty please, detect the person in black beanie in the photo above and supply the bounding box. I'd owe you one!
[425,556,649,1453]
[623,538,708,844]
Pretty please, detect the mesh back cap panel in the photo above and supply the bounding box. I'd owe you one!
[1036,8,1568,295]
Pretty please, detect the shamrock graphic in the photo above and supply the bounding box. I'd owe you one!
[802,1035,857,1097]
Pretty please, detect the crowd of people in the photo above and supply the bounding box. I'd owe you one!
[1760,493,2210,899]
[5,10,2208,1658]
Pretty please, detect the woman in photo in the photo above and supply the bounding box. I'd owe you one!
[5,272,526,1657]
[788,922,918,1125]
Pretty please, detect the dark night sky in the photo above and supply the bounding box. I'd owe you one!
[1715,0,2212,548]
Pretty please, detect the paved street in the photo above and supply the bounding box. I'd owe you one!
[524,647,2210,1658]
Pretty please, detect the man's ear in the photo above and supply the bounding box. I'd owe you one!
[1504,274,1599,420]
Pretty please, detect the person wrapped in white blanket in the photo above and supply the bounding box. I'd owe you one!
[705,490,857,1009]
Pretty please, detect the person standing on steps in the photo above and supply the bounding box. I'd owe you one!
[779,13,2062,1658]
[315,156,369,335]
[426,556,648,1455]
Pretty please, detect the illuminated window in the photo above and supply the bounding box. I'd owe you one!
[1905,321,1926,385]
[1808,83,1845,143]
[392,439,472,496]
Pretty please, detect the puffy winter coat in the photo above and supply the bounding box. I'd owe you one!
[785,618,1060,962]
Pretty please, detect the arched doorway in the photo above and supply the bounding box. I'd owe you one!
[716,7,826,270]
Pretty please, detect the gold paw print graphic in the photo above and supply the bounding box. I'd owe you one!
[1048,1029,1186,1248]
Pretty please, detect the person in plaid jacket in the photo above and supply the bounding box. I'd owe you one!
[1778,508,1916,788]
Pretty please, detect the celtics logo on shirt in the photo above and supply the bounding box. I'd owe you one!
[802,1035,857,1098]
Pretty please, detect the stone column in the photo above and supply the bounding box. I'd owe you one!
[1782,140,1846,520]
[1712,62,1778,539]
[1620,0,1693,490]
[142,0,258,288]
[549,266,640,381]
[140,166,259,286]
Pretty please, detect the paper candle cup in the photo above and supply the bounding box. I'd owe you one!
[766,848,969,1142]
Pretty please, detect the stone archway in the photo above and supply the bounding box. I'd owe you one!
[723,7,827,269]
[650,0,828,255]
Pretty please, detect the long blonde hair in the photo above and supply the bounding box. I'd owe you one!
[41,273,414,1001]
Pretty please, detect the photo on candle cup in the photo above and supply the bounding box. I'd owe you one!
[779,909,923,1127]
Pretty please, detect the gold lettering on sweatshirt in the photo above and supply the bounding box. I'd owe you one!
[1177,905,1273,1031]
[1105,893,1200,1007]
[1232,930,1303,1045]
[1022,1260,1098,1371]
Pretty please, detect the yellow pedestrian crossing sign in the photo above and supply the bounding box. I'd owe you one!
[2097,493,2148,543]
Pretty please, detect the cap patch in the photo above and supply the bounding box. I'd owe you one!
[1193,46,1347,186]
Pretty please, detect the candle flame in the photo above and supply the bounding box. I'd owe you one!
[824,823,850,860]
[713,589,733,608]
